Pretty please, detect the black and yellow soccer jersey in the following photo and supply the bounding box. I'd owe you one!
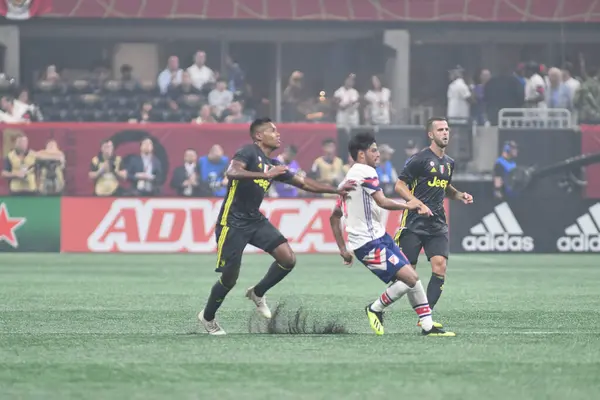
[397,148,455,235]
[217,144,295,229]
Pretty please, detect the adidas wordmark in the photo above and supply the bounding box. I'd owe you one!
[557,203,600,252]
[462,203,534,252]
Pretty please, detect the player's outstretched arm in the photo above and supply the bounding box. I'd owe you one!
[445,184,474,204]
[372,191,433,215]
[288,174,355,195]
[226,160,287,180]
[329,204,353,265]
[395,179,418,202]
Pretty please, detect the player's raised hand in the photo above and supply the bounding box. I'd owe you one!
[337,180,357,196]
[461,192,474,204]
[340,249,354,266]
[266,165,288,178]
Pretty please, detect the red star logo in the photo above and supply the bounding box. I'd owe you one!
[0,203,26,248]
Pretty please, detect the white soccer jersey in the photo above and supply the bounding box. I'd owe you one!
[338,163,385,250]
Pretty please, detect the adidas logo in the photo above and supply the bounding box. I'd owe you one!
[462,202,534,252]
[557,203,600,252]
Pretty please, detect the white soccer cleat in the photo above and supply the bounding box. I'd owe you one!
[245,287,272,319]
[198,309,226,335]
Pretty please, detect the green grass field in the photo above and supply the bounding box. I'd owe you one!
[1,253,599,400]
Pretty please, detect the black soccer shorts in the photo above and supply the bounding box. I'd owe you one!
[394,228,449,266]
[215,220,288,273]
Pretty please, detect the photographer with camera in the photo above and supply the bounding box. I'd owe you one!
[89,139,127,196]
[36,140,66,196]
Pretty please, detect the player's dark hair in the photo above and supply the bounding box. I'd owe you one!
[248,301,348,335]
[348,132,376,161]
[426,117,448,135]
[322,138,335,146]
[249,117,272,139]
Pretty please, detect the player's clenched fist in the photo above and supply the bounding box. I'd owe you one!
[461,192,474,204]
[339,249,354,266]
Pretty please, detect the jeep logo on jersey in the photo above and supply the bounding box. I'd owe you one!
[427,177,448,189]
[462,202,534,252]
[556,203,600,252]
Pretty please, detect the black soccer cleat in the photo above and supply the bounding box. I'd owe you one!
[422,325,456,337]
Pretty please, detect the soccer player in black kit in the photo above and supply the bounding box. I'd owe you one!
[394,117,473,328]
[199,118,356,335]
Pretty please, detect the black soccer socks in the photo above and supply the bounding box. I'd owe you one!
[253,261,294,298]
[427,273,445,309]
[203,279,231,321]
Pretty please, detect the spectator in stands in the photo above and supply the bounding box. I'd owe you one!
[404,139,419,159]
[524,62,546,108]
[546,67,572,110]
[514,63,526,87]
[271,145,302,198]
[127,137,163,196]
[192,104,217,124]
[37,139,65,196]
[574,64,600,124]
[333,73,360,128]
[364,75,391,126]
[375,144,398,197]
[16,89,43,122]
[473,69,491,125]
[224,55,245,95]
[158,56,183,95]
[129,101,155,123]
[120,64,140,89]
[43,65,60,83]
[168,71,201,101]
[282,71,305,122]
[0,96,32,123]
[493,140,519,200]
[562,62,581,103]
[2,134,37,195]
[311,138,344,197]
[446,66,472,123]
[170,148,206,197]
[187,51,216,93]
[89,139,126,196]
[223,101,250,123]
[208,79,234,120]
[198,145,228,197]
[484,63,525,125]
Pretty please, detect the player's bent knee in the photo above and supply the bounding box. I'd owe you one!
[271,242,296,271]
[396,265,418,287]
[279,253,296,271]
[430,256,447,276]
[220,268,240,289]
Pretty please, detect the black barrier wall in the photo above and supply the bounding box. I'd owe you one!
[450,181,600,253]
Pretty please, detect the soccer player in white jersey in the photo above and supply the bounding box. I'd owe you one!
[330,132,455,336]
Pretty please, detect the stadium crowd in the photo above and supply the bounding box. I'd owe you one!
[0,48,597,126]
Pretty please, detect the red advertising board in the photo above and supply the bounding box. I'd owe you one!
[0,123,336,196]
[60,197,417,254]
[581,125,600,199]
